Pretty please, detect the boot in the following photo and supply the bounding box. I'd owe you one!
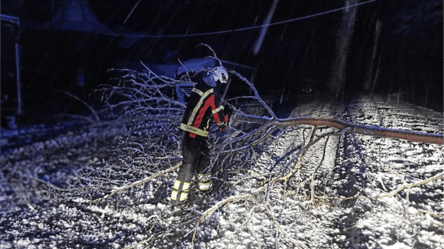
[170,179,190,205]
[198,174,212,191]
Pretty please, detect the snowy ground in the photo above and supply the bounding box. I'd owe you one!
[0,94,442,249]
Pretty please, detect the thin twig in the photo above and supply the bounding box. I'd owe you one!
[61,90,100,122]
[264,205,303,249]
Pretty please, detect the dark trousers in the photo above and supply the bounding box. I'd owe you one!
[176,134,210,183]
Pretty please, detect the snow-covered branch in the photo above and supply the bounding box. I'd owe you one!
[237,116,444,145]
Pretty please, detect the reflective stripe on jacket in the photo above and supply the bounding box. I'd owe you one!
[180,80,224,138]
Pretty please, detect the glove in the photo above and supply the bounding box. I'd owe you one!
[224,114,230,127]
[217,122,228,131]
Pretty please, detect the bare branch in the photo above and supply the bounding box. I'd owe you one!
[61,90,100,122]
[93,162,182,203]
[371,172,443,199]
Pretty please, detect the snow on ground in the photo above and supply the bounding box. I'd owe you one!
[0,94,442,249]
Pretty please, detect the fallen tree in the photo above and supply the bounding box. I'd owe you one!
[86,50,442,248]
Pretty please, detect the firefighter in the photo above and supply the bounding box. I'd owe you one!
[171,66,231,205]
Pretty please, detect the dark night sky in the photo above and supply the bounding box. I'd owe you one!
[1,0,443,122]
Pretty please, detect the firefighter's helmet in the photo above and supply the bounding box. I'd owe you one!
[209,66,229,84]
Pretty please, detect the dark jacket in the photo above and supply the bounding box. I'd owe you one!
[180,74,227,139]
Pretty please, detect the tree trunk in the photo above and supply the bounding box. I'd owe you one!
[370,55,381,96]
[425,79,429,108]
[398,40,406,98]
[237,116,444,145]
[364,19,382,92]
[424,50,430,108]
[328,0,358,98]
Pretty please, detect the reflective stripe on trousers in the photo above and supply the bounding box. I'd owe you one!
[171,180,190,202]
[198,173,212,191]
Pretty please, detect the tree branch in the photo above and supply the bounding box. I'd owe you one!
[237,116,443,145]
[93,162,182,203]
